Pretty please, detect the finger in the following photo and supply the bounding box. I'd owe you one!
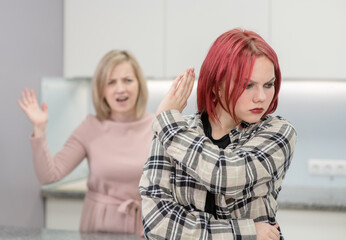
[31,89,39,106]
[186,68,195,97]
[169,74,183,94]
[176,68,190,97]
[17,99,25,110]
[271,225,280,239]
[42,102,48,113]
[17,99,31,117]
[21,92,29,106]
[25,88,33,104]
[180,68,194,103]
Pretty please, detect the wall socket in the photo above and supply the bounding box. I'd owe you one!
[308,159,346,176]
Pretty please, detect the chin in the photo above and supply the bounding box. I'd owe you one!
[244,116,262,124]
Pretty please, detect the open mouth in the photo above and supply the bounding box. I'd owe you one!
[116,96,128,102]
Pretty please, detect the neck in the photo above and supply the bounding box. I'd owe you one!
[110,113,138,122]
[209,105,238,139]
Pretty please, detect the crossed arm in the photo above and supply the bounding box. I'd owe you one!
[140,136,259,240]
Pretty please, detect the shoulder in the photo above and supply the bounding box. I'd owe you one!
[141,112,156,124]
[72,114,102,139]
[257,115,297,142]
[264,115,296,132]
[79,114,102,129]
[183,112,202,128]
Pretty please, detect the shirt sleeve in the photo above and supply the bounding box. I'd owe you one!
[139,136,257,240]
[30,120,88,185]
[153,110,297,199]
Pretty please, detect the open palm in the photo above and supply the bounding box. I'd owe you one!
[156,68,195,116]
[17,88,48,127]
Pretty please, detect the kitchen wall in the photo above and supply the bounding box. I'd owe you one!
[55,0,346,188]
[0,0,63,227]
[41,78,346,190]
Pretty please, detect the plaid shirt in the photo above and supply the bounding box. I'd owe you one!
[140,110,297,240]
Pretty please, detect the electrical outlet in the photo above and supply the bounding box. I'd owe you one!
[308,159,346,176]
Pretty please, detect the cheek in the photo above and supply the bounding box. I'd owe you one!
[267,89,275,102]
[237,92,251,106]
[133,83,140,97]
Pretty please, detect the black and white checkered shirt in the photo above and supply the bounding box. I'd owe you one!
[140,110,297,239]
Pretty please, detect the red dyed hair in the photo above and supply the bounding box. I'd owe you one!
[197,28,281,123]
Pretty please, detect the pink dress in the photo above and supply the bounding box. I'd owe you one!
[30,112,155,235]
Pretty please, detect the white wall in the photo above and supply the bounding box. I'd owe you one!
[0,0,63,227]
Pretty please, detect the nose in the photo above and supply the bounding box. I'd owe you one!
[253,87,266,102]
[116,82,126,93]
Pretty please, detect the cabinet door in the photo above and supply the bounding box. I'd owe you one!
[46,198,83,230]
[64,0,165,78]
[277,209,346,240]
[165,0,270,78]
[271,0,346,79]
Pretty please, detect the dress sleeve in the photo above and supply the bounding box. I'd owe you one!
[153,110,297,199]
[30,119,88,184]
[139,137,257,240]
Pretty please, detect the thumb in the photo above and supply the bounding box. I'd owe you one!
[42,102,48,113]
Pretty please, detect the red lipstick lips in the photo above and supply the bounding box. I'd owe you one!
[250,108,264,114]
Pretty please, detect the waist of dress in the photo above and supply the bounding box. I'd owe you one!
[86,191,142,234]
[86,191,141,214]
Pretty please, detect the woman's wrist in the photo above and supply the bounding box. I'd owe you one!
[33,124,46,137]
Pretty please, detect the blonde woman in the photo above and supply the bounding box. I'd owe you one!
[18,50,154,235]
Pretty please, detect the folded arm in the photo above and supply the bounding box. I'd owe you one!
[139,137,258,240]
[153,110,297,199]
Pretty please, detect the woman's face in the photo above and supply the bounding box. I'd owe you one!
[104,61,139,119]
[224,56,275,124]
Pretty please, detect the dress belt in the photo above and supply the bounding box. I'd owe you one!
[86,191,141,234]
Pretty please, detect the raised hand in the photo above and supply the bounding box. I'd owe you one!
[156,68,195,116]
[17,88,48,136]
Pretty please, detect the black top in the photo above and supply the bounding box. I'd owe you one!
[201,112,231,219]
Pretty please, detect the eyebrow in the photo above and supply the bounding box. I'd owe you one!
[248,77,276,84]
[108,75,136,80]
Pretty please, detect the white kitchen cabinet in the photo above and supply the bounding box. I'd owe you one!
[43,179,87,230]
[64,0,165,78]
[271,0,346,79]
[45,198,83,230]
[277,209,346,240]
[63,0,270,79]
[165,0,270,78]
[64,1,346,80]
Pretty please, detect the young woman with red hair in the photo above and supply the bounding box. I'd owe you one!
[140,28,297,240]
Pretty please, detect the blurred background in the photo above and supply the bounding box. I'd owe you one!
[1,0,346,239]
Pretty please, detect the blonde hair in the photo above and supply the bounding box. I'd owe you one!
[92,50,148,120]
